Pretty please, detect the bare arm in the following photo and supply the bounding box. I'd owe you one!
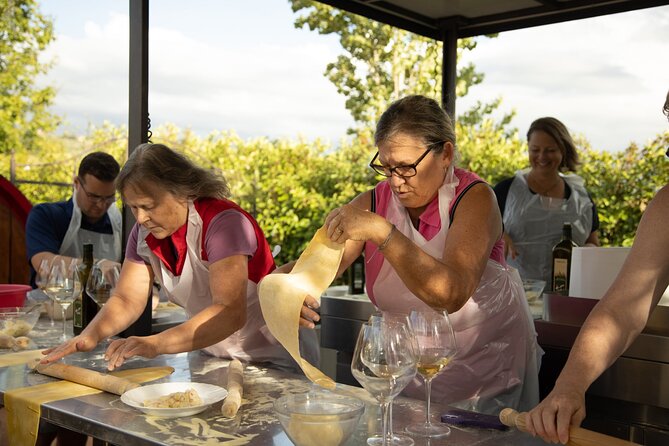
[327,184,502,313]
[527,184,669,444]
[41,259,154,362]
[103,255,249,369]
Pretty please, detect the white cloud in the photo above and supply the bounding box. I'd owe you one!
[37,4,668,151]
[459,7,669,151]
[39,11,354,144]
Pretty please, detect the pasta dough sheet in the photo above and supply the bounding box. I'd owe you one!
[258,227,344,389]
[4,366,174,446]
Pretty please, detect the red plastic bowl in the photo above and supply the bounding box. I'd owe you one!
[0,284,31,307]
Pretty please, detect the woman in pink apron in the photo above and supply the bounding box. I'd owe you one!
[316,95,541,414]
[43,143,302,371]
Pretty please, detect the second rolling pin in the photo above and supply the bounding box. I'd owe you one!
[221,359,244,417]
[499,408,641,446]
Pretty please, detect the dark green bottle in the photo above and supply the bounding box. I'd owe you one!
[73,244,95,335]
[551,223,577,295]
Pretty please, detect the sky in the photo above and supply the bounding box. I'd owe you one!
[37,0,669,152]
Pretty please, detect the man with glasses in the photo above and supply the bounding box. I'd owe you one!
[26,151,122,284]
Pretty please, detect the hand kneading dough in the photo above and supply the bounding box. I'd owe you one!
[258,227,344,389]
[143,388,203,408]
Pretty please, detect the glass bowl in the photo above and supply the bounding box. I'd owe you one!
[274,391,365,446]
[522,279,546,302]
[0,305,41,337]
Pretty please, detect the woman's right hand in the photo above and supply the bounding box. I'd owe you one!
[40,335,98,364]
[503,232,518,259]
[525,385,586,444]
[299,294,320,329]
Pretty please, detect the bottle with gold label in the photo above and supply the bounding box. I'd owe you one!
[551,223,577,295]
[73,244,94,335]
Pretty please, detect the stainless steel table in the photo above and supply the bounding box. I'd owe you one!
[0,318,547,445]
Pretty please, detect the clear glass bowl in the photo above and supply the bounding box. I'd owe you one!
[0,305,41,337]
[274,391,365,446]
[522,279,546,302]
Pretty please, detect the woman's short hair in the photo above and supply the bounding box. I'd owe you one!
[374,95,456,154]
[527,117,579,172]
[116,143,230,200]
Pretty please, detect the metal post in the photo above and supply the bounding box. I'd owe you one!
[122,0,152,337]
[441,20,458,120]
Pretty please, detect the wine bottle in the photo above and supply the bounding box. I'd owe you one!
[73,244,95,335]
[551,223,577,295]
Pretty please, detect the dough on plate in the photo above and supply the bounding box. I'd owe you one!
[143,388,203,408]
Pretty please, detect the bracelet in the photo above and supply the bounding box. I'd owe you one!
[378,224,395,251]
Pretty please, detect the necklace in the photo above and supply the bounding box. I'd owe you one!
[527,173,562,196]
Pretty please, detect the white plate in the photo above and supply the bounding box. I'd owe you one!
[121,382,227,418]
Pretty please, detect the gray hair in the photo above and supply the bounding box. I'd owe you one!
[116,143,230,200]
[374,95,456,153]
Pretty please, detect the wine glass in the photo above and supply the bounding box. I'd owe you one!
[352,320,417,446]
[35,258,54,326]
[86,264,119,307]
[369,313,416,446]
[44,259,79,339]
[405,309,457,438]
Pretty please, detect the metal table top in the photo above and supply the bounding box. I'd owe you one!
[0,317,547,446]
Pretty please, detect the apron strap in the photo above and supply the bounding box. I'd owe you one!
[449,180,485,227]
[370,188,376,214]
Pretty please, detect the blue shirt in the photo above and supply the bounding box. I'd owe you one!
[25,199,114,285]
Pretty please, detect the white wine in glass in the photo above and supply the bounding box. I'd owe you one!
[405,309,457,438]
[45,259,79,339]
[35,258,55,326]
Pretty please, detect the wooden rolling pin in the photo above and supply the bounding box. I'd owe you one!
[221,359,244,417]
[499,408,641,446]
[32,362,140,395]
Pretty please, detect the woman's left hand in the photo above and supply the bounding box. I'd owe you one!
[325,204,381,243]
[104,336,159,371]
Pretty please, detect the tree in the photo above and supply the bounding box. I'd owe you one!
[289,0,492,136]
[0,0,59,155]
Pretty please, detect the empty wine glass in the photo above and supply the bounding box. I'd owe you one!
[44,259,79,339]
[86,264,119,307]
[405,309,457,438]
[352,319,417,446]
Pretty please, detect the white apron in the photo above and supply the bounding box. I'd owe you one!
[59,189,122,262]
[136,201,298,369]
[504,170,593,283]
[372,167,541,414]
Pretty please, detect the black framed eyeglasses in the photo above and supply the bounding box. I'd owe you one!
[369,141,445,178]
[77,177,116,204]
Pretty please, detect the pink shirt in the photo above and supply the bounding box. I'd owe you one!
[364,168,505,303]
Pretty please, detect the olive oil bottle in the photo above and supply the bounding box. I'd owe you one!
[551,223,577,295]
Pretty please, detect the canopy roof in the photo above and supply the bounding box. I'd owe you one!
[317,0,669,39]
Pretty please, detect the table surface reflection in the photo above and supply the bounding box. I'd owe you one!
[0,318,548,446]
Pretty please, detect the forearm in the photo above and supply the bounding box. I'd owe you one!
[555,303,643,394]
[155,303,246,354]
[81,294,147,342]
[379,227,473,312]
